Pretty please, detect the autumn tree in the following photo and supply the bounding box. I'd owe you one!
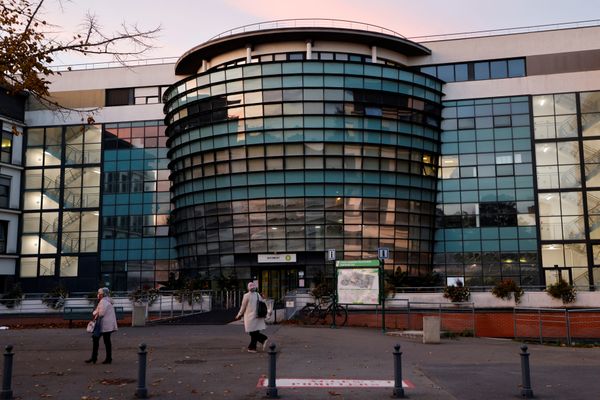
[0,0,160,111]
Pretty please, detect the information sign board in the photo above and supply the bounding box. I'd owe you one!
[336,261,380,305]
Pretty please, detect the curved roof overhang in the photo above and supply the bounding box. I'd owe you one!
[175,27,431,75]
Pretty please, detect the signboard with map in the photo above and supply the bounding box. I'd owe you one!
[336,260,381,305]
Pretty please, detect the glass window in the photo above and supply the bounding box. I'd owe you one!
[508,59,525,77]
[0,132,12,163]
[532,95,554,116]
[20,258,38,277]
[437,65,454,82]
[60,256,78,277]
[454,64,468,81]
[474,62,490,80]
[106,88,133,106]
[0,176,10,208]
[420,66,436,77]
[490,60,508,79]
[582,113,600,137]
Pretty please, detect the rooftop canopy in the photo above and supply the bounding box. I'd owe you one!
[175,19,431,75]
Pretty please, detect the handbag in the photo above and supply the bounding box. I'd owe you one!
[86,320,95,333]
[92,317,103,337]
[256,293,268,318]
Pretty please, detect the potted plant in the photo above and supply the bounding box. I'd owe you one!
[492,279,524,304]
[128,286,159,327]
[546,279,576,304]
[443,281,470,302]
[0,283,23,309]
[128,286,159,306]
[174,277,209,305]
[42,286,69,310]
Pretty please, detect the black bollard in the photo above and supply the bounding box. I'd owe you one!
[135,343,148,399]
[392,344,404,398]
[520,344,533,398]
[0,345,13,400]
[266,343,279,398]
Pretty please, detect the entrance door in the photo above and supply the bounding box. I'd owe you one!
[260,268,301,301]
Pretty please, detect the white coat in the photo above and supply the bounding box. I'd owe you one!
[236,291,267,333]
[93,297,118,333]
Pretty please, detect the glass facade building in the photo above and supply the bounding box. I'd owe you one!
[436,96,539,286]
[20,122,177,292]
[165,54,444,297]
[10,21,600,295]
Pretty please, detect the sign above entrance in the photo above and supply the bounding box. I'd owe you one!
[258,254,297,263]
[336,260,380,268]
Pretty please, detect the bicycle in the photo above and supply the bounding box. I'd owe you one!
[299,296,348,326]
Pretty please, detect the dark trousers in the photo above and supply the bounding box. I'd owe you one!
[248,330,267,350]
[91,332,112,362]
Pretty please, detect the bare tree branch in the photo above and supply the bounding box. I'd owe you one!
[0,0,161,118]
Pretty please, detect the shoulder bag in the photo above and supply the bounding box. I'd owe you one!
[256,293,268,318]
[92,316,103,337]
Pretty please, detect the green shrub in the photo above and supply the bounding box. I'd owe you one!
[492,279,524,304]
[42,286,69,310]
[0,283,23,308]
[128,287,159,306]
[443,281,470,302]
[546,279,576,304]
[174,277,208,305]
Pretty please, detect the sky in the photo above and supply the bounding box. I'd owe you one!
[40,0,600,66]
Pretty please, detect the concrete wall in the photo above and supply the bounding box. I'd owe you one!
[410,26,600,65]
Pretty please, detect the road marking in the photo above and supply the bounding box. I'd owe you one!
[256,376,414,388]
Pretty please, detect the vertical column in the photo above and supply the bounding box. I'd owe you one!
[306,40,313,60]
[246,44,252,63]
[371,46,378,63]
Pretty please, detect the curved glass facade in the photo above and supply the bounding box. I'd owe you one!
[164,57,443,286]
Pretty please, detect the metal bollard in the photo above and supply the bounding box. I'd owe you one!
[0,345,13,400]
[392,344,404,398]
[266,343,279,398]
[520,344,533,398]
[135,343,148,399]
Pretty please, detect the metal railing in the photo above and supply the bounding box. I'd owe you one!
[383,299,476,335]
[207,18,408,42]
[408,19,600,42]
[49,57,178,73]
[514,307,600,345]
[47,19,600,73]
[0,290,244,320]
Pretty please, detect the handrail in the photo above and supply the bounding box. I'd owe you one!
[207,18,407,42]
[49,56,178,73]
[408,18,600,42]
[47,19,600,72]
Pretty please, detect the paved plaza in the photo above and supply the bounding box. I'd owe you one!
[0,322,598,399]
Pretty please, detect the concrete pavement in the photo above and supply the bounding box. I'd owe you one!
[0,322,598,399]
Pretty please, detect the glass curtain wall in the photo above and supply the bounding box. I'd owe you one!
[21,125,101,283]
[534,91,600,288]
[100,121,177,290]
[165,60,444,283]
[436,96,538,286]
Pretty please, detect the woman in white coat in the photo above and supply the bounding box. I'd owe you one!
[85,287,118,364]
[235,282,268,353]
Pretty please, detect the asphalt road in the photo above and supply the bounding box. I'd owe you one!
[0,322,598,399]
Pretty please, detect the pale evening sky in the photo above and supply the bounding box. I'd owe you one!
[39,0,600,66]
